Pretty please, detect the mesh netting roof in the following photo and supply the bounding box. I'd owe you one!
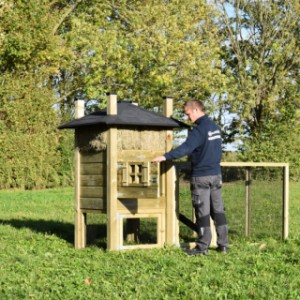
[58,101,187,129]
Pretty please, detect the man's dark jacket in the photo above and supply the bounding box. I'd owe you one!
[164,115,222,177]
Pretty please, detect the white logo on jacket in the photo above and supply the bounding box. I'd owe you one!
[208,130,221,141]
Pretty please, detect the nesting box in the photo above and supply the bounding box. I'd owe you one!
[59,93,184,250]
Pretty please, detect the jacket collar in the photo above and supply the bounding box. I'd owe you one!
[194,114,208,125]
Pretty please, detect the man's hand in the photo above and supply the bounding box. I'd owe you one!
[151,156,166,163]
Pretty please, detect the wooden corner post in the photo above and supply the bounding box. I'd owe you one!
[106,92,118,250]
[74,99,86,248]
[163,96,179,245]
[283,164,289,239]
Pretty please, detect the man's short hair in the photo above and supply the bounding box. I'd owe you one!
[184,99,205,112]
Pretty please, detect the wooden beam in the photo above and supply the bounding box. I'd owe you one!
[106,93,118,250]
[283,165,289,239]
[118,211,165,250]
[163,96,173,118]
[245,167,251,237]
[107,92,117,115]
[74,99,85,249]
[163,96,179,245]
[74,99,85,119]
[221,162,289,167]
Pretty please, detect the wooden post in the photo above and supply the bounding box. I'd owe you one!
[75,99,85,119]
[163,96,179,245]
[245,167,251,237]
[74,99,86,248]
[106,92,119,250]
[283,165,289,239]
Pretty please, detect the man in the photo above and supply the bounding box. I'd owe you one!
[152,99,228,255]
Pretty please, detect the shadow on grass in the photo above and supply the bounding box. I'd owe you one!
[0,218,74,244]
[0,218,108,249]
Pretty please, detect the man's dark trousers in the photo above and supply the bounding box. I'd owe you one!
[191,175,228,250]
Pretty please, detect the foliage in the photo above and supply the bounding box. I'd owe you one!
[0,0,74,188]
[0,0,226,188]
[53,0,225,111]
[0,186,299,299]
[1,0,300,187]
[0,72,73,189]
[216,0,300,175]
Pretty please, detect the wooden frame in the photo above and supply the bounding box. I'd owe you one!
[221,162,289,239]
[74,100,86,249]
[176,161,289,250]
[117,210,165,250]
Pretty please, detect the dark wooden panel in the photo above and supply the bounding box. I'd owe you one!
[81,152,106,163]
[81,175,106,186]
[80,198,106,210]
[117,197,165,210]
[81,186,106,198]
[80,163,106,175]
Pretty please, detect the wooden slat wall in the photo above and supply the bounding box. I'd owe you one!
[80,151,107,211]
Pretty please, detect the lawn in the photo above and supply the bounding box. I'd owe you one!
[0,182,299,299]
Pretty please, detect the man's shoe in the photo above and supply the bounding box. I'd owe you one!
[185,247,208,256]
[216,246,228,254]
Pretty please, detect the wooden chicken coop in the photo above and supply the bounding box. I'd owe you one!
[59,93,185,250]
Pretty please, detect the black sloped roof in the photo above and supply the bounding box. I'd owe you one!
[58,101,188,129]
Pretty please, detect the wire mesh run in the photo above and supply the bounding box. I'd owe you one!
[176,162,289,243]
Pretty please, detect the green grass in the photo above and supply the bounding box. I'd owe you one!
[0,183,300,299]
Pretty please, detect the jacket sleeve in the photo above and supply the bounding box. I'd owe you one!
[164,127,204,160]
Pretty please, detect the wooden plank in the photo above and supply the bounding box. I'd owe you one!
[80,163,106,175]
[245,168,251,237]
[162,96,178,245]
[81,152,106,163]
[118,210,165,249]
[107,126,118,250]
[118,150,165,162]
[80,208,106,214]
[283,165,289,239]
[80,198,106,210]
[119,244,161,250]
[81,186,106,198]
[163,96,173,118]
[74,130,86,249]
[81,175,106,186]
[117,197,165,212]
[117,186,159,199]
[221,162,289,167]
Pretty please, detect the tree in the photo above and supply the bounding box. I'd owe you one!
[217,0,300,177]
[0,0,75,188]
[0,0,227,188]
[53,0,226,111]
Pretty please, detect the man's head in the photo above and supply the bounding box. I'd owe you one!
[184,99,205,123]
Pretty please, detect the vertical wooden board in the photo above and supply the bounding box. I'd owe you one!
[74,212,87,249]
[165,163,178,245]
[107,127,118,250]
[210,218,217,247]
[164,129,178,245]
[74,130,84,248]
[245,168,251,237]
[283,165,289,239]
